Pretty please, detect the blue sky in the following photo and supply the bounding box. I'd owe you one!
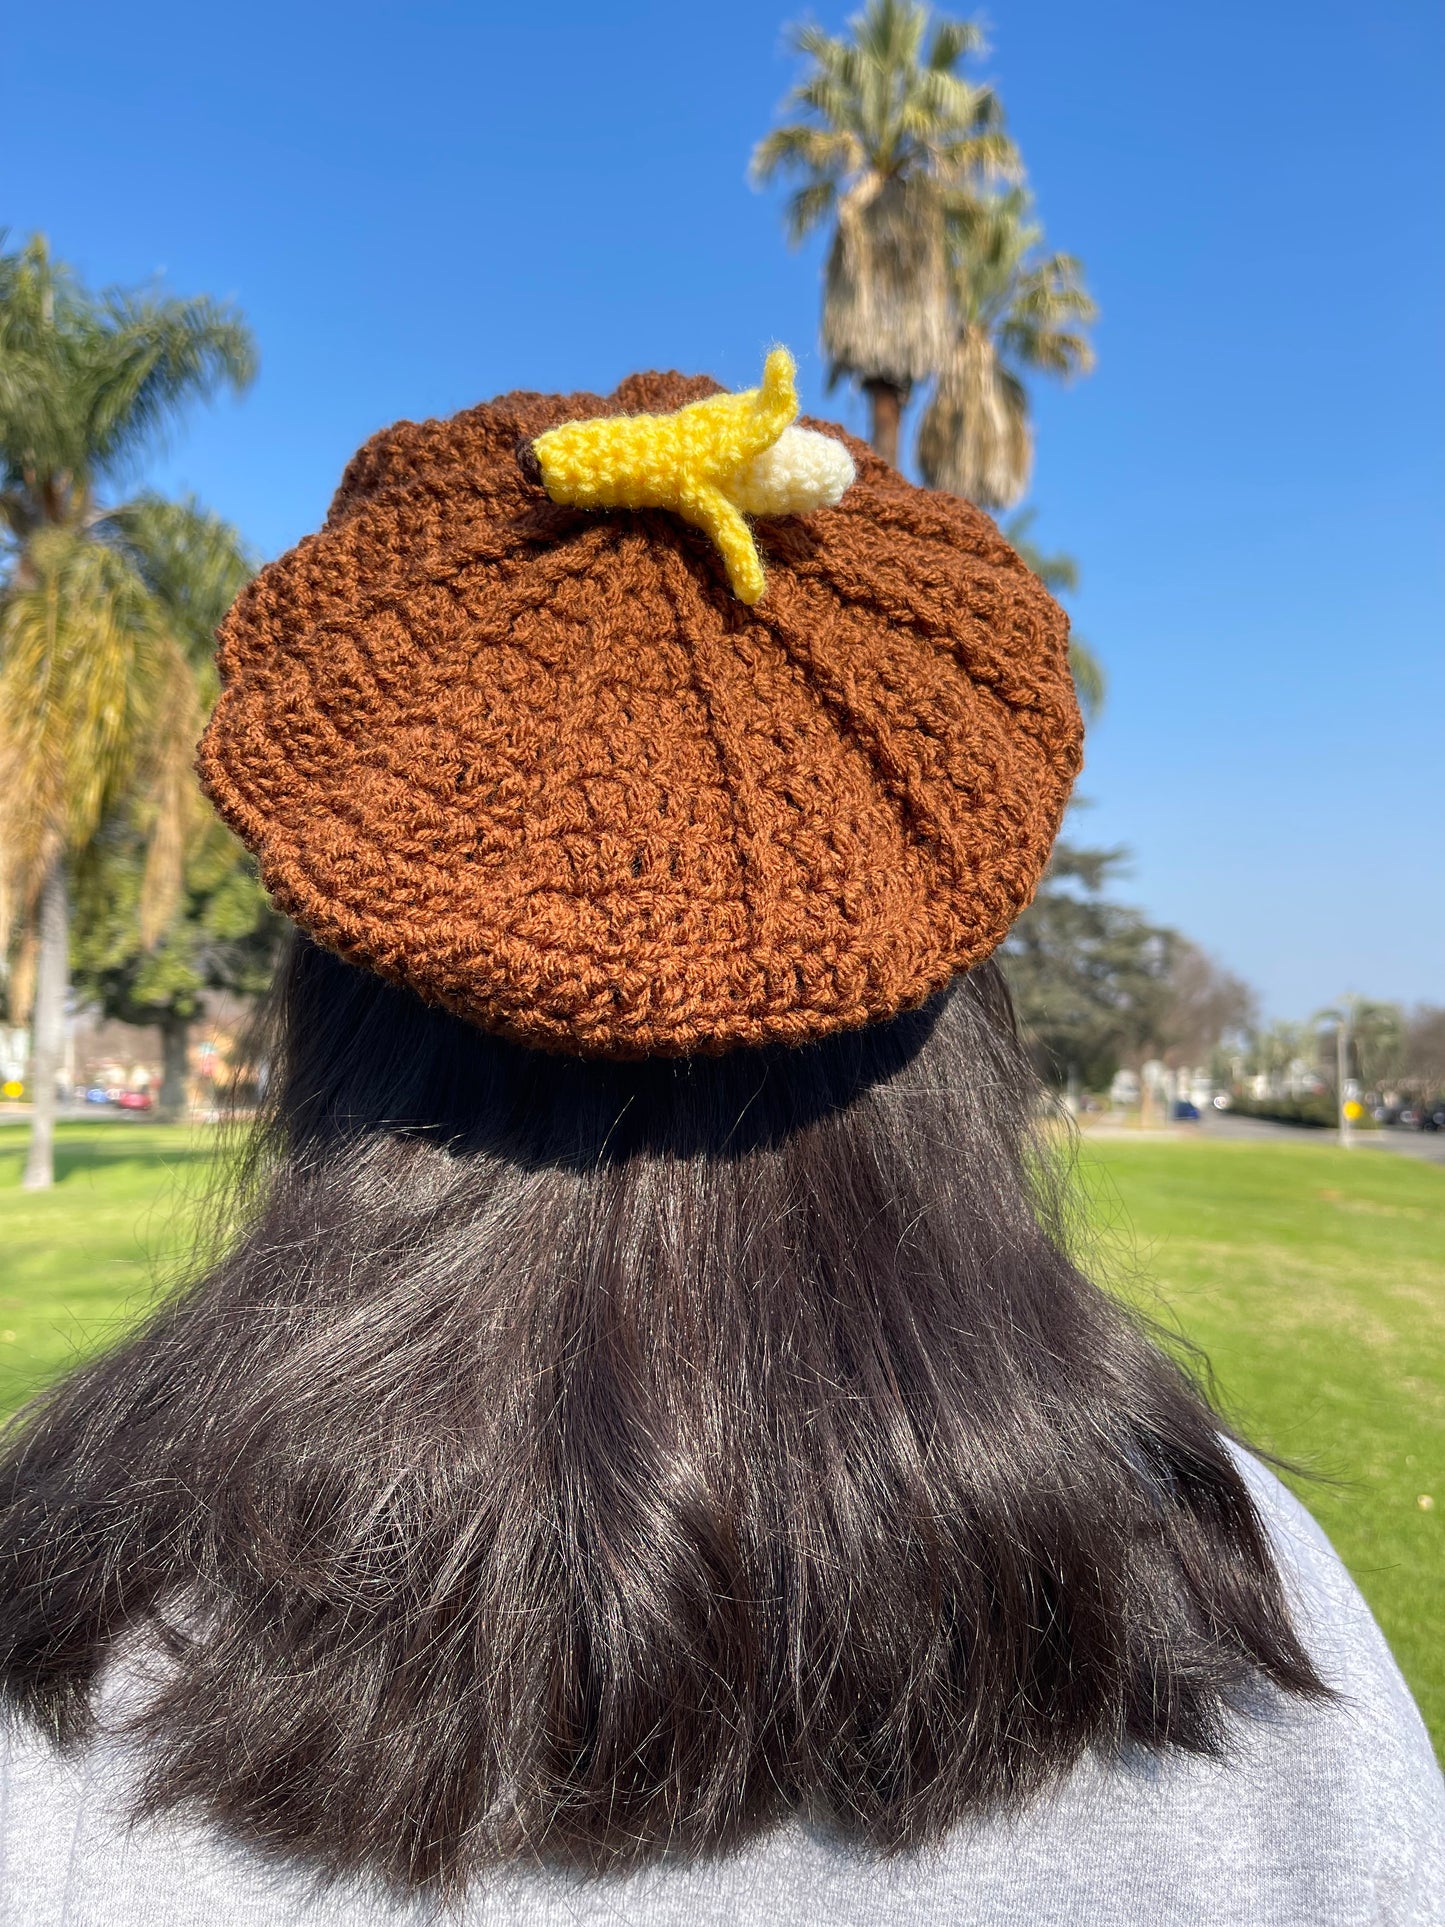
[9,0,1442,1016]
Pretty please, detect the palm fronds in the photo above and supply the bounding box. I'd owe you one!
[1,530,155,933]
[0,234,254,539]
[824,172,950,390]
[0,232,257,990]
[85,291,256,485]
[916,322,1031,505]
[103,493,257,683]
[1003,513,1105,722]
[752,1,1018,397]
[917,187,1097,509]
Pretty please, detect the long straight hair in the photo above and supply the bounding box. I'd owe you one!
[0,936,1323,1892]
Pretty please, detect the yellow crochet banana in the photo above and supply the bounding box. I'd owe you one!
[529,348,855,605]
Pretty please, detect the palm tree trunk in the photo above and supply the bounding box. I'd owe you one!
[22,862,70,1193]
[157,1010,190,1123]
[863,379,904,467]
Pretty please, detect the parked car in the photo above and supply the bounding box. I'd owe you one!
[116,1090,153,1112]
[84,1086,111,1105]
[1172,1100,1201,1121]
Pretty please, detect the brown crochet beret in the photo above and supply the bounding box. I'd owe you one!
[197,369,1082,1058]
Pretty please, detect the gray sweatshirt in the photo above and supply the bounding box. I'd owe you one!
[1,1456,1441,1926]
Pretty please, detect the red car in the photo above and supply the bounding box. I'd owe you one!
[116,1090,154,1112]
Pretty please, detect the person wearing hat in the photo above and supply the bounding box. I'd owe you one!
[0,353,1439,1924]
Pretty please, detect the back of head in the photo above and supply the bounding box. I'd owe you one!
[0,360,1322,1896]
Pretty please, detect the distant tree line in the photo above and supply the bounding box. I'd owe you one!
[1248,1003,1445,1103]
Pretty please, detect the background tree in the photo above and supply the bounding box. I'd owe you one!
[71,817,282,1121]
[989,512,1125,1082]
[1314,997,1405,1097]
[1004,510,1105,720]
[1004,834,1262,1092]
[0,234,255,1188]
[752,0,1015,465]
[1001,844,1177,1090]
[1155,939,1257,1068]
[1246,1020,1312,1093]
[69,494,269,1123]
[1402,1005,1445,1094]
[918,187,1095,508]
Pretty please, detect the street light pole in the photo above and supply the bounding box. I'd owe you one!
[1337,996,1354,1149]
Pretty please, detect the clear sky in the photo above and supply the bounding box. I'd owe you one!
[9,0,1442,1017]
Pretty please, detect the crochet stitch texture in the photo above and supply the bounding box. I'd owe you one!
[197,369,1084,1058]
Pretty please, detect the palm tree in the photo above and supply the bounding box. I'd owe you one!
[752,0,1016,466]
[1003,510,1105,722]
[72,804,281,1125]
[1248,1020,1310,1095]
[69,496,260,1123]
[0,235,255,1188]
[918,187,1095,508]
[1314,997,1404,1099]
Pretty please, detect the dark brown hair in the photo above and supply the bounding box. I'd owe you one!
[0,937,1322,1892]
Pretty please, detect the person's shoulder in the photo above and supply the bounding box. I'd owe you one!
[1232,1446,1421,1681]
[1230,1446,1445,1920]
[1231,1449,1358,1611]
[1229,1445,1426,1721]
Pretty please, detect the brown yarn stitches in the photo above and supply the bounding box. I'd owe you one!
[197,371,1083,1058]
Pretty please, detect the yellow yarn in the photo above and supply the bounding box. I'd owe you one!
[530,348,854,604]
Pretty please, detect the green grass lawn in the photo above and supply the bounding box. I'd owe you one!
[0,1119,1441,1753]
[1076,1131,1443,1749]
[0,1122,216,1411]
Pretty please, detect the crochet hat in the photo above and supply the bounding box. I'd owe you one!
[197,351,1082,1058]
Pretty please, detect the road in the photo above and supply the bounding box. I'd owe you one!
[1173,1110,1445,1165]
[0,1102,156,1124]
